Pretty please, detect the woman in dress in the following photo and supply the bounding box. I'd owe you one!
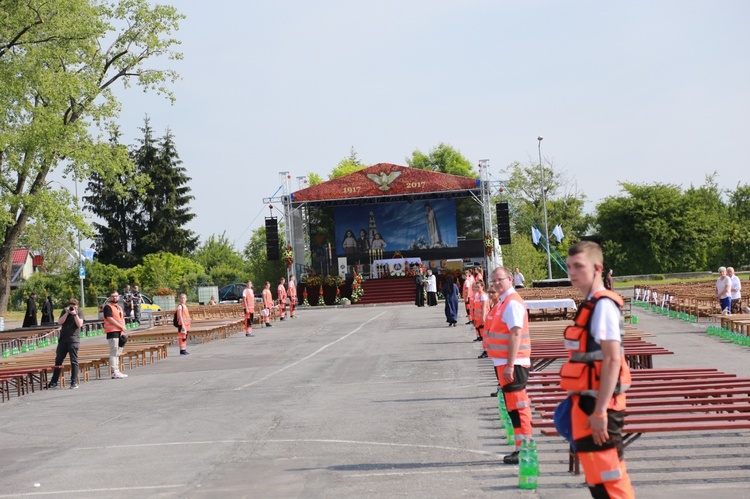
[443,277,459,326]
[342,230,357,254]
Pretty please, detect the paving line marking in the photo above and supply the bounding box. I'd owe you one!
[70,438,495,457]
[234,310,388,390]
[0,485,184,497]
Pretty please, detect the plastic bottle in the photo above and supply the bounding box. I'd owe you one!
[518,439,539,489]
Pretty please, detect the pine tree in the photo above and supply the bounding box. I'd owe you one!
[136,125,198,257]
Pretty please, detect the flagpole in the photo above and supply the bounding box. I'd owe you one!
[538,136,552,280]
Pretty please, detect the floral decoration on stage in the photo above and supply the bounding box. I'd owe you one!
[283,246,294,270]
[484,233,493,256]
[302,287,310,307]
[351,270,364,303]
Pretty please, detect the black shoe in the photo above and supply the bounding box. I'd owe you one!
[46,381,58,389]
[465,321,473,325]
[503,451,520,465]
[473,337,482,342]
[490,389,499,397]
[280,317,285,321]
[246,333,255,337]
[477,351,488,359]
[265,323,272,327]
[70,382,79,390]
[180,350,191,355]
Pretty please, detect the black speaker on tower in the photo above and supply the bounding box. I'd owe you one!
[495,202,512,245]
[265,217,280,260]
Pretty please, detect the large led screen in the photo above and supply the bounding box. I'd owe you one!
[334,199,458,255]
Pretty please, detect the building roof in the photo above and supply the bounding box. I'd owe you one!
[12,248,30,266]
[291,163,480,205]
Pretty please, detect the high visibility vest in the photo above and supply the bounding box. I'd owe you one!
[262,289,273,309]
[177,304,191,328]
[103,303,124,333]
[559,290,632,397]
[472,291,488,327]
[242,288,254,310]
[485,293,531,360]
[288,283,297,303]
[463,277,473,301]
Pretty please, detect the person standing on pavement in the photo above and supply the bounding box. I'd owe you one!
[132,285,142,324]
[262,282,274,327]
[415,268,425,307]
[277,277,288,321]
[288,275,298,318]
[176,293,191,355]
[103,291,128,379]
[22,292,38,327]
[513,267,525,289]
[47,298,84,389]
[463,270,474,324]
[442,277,459,326]
[715,266,732,314]
[242,280,255,337]
[728,267,742,314]
[473,281,490,356]
[486,267,533,464]
[122,284,133,319]
[41,296,54,324]
[561,241,634,498]
[425,269,438,306]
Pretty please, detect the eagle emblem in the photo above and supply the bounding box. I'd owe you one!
[366,171,402,191]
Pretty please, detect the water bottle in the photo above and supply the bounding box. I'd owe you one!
[518,439,539,489]
[2,348,9,358]
[503,413,515,446]
[497,390,506,420]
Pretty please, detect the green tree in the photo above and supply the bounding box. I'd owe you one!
[136,125,198,258]
[244,226,286,288]
[132,252,207,297]
[0,0,183,313]
[725,184,750,266]
[329,147,367,180]
[307,172,324,186]
[193,232,246,286]
[406,143,478,177]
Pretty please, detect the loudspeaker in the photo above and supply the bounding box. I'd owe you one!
[495,202,511,245]
[265,217,280,260]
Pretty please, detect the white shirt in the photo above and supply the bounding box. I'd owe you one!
[425,275,437,293]
[716,276,732,299]
[589,288,622,343]
[513,272,525,287]
[730,275,742,300]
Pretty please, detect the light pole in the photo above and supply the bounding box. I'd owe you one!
[73,177,85,307]
[538,136,552,280]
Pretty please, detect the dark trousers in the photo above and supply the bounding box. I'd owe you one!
[427,291,438,306]
[50,340,80,384]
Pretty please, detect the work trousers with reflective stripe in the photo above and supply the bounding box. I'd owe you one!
[571,394,634,499]
[497,364,532,447]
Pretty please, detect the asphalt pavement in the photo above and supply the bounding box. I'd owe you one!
[1,302,750,498]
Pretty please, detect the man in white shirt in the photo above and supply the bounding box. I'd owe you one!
[727,267,742,314]
[513,267,525,289]
[425,269,438,306]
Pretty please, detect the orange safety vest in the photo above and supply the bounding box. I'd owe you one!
[277,284,287,302]
[472,291,488,327]
[485,293,531,360]
[463,277,473,301]
[559,290,632,396]
[242,288,254,310]
[103,302,124,333]
[288,282,297,303]
[177,303,191,329]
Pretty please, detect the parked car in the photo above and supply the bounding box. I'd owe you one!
[97,294,161,320]
[217,283,247,303]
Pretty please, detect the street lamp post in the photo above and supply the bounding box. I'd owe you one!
[74,177,85,307]
[538,136,552,280]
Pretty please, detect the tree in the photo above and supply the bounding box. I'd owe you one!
[406,143,478,177]
[192,232,246,286]
[136,125,198,258]
[0,0,183,313]
[131,252,207,297]
[244,226,286,288]
[329,147,366,180]
[724,183,750,266]
[84,128,145,267]
[307,172,324,186]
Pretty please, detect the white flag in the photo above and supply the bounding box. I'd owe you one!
[552,224,564,241]
[531,227,541,245]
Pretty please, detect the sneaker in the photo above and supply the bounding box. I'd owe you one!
[111,371,128,379]
[180,350,191,355]
[503,450,520,465]
[46,381,58,389]
[490,389,499,397]
[246,333,255,337]
[291,315,297,319]
[265,323,273,328]
[473,337,482,342]
[465,320,473,325]
[280,317,285,321]
[477,351,488,359]
[70,383,79,389]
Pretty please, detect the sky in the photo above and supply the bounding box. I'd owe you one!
[99,0,750,251]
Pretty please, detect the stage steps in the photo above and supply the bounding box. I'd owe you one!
[358,277,416,305]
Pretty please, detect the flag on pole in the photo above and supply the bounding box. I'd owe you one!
[552,224,564,241]
[531,227,542,245]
